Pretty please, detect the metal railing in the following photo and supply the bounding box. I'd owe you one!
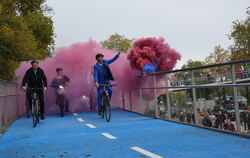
[0,80,26,133]
[122,59,250,136]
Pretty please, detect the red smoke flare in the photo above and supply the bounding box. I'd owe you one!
[127,37,181,72]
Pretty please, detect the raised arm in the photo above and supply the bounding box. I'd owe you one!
[106,52,121,64]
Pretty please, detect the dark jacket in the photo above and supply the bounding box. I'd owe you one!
[21,67,48,88]
[94,55,119,84]
[50,75,70,89]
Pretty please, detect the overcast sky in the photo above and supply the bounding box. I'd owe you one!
[46,0,249,68]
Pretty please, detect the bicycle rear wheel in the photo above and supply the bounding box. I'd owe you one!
[104,97,111,122]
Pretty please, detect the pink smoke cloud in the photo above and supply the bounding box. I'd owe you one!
[127,37,181,72]
[15,39,180,114]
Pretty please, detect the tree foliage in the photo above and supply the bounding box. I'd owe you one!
[229,7,250,60]
[0,0,55,81]
[101,33,133,53]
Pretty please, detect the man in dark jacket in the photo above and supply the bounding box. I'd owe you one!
[21,59,48,120]
[94,52,120,115]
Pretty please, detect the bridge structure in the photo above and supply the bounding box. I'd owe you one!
[0,59,250,158]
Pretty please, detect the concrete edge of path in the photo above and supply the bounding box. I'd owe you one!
[120,108,250,139]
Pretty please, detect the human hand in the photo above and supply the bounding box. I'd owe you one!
[21,86,27,91]
[95,82,99,87]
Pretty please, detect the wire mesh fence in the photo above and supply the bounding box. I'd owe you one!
[123,59,250,136]
[0,80,25,133]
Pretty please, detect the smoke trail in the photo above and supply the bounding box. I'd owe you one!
[15,39,180,114]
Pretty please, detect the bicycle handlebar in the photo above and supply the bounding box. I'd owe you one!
[20,87,44,92]
[99,84,117,87]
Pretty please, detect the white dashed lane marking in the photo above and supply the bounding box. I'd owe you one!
[77,118,84,122]
[101,133,117,140]
[130,146,163,158]
[86,124,96,128]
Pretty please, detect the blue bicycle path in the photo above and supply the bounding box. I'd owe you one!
[0,109,250,158]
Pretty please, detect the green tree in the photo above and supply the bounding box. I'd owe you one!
[228,7,250,105]
[0,0,55,81]
[178,59,204,78]
[229,7,250,60]
[204,45,232,101]
[205,45,231,65]
[205,45,231,76]
[101,33,133,53]
[176,60,207,99]
[24,12,55,57]
[0,15,41,80]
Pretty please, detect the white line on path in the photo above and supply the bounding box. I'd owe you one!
[77,118,84,122]
[101,133,117,140]
[86,124,96,128]
[130,146,163,158]
[73,113,78,116]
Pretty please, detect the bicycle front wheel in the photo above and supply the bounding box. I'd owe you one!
[101,97,105,119]
[104,97,111,122]
[31,101,37,128]
[35,100,40,125]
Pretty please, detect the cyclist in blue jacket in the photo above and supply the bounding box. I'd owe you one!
[94,52,120,115]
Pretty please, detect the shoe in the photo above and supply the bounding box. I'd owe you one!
[40,115,45,120]
[98,111,102,116]
[98,107,104,116]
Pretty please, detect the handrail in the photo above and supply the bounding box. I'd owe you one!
[138,83,250,90]
[0,80,18,85]
[145,59,250,76]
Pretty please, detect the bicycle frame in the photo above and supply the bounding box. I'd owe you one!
[102,86,109,98]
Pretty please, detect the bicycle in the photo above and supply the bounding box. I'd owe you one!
[26,87,43,128]
[99,84,117,122]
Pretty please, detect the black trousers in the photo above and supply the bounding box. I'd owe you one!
[56,92,69,111]
[26,90,45,115]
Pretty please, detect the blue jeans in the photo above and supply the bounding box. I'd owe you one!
[97,86,112,112]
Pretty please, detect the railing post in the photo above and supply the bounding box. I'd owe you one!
[139,89,142,114]
[164,74,171,119]
[231,65,241,132]
[4,82,8,126]
[122,91,125,110]
[0,84,3,128]
[191,70,199,125]
[129,90,132,111]
[153,75,158,118]
[15,84,19,119]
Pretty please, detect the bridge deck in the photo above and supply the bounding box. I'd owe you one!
[0,110,250,158]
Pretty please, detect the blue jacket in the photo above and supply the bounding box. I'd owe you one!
[94,55,119,84]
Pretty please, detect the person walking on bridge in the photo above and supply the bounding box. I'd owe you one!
[94,52,120,115]
[21,59,48,120]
